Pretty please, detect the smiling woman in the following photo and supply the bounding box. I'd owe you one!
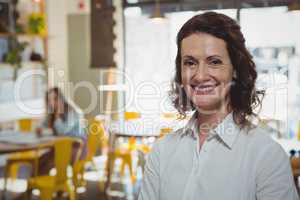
[171,12,263,127]
[138,12,299,200]
[180,32,234,113]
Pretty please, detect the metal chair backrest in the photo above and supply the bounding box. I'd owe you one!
[54,137,82,183]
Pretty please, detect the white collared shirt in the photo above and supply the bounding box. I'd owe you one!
[138,113,299,200]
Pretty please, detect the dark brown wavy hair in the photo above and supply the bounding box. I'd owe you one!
[45,87,72,134]
[170,12,264,128]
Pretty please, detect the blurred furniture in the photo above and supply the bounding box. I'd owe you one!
[106,112,141,185]
[290,157,300,189]
[0,133,51,154]
[119,112,143,181]
[109,137,136,184]
[3,119,36,191]
[0,132,57,199]
[27,137,83,200]
[105,113,164,192]
[72,118,107,192]
[3,150,47,193]
[0,143,40,154]
[124,112,141,120]
[18,118,33,132]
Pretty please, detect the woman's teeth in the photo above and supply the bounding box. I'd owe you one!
[192,85,216,93]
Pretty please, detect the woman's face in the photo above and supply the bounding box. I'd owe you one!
[48,91,59,112]
[181,32,234,112]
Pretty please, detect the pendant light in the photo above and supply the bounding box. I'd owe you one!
[150,0,166,22]
[288,1,300,11]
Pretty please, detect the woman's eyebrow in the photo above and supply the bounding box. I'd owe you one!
[207,55,223,59]
[182,55,197,60]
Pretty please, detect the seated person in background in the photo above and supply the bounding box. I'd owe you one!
[36,87,85,138]
[37,87,86,174]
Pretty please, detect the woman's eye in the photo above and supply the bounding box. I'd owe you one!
[209,59,222,65]
[183,60,196,67]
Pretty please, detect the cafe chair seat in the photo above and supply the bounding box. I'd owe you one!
[28,176,74,200]
[4,149,48,192]
[27,137,83,200]
[5,150,42,178]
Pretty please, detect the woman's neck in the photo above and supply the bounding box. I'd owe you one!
[197,106,231,134]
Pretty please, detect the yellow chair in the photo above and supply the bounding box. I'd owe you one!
[72,119,107,191]
[114,112,142,183]
[118,137,137,181]
[108,149,136,184]
[18,118,33,132]
[106,111,140,185]
[107,112,151,184]
[3,151,41,193]
[3,118,38,192]
[27,137,82,200]
[124,111,141,120]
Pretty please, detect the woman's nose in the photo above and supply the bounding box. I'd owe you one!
[192,62,209,81]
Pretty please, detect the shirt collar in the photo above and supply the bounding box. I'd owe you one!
[181,112,198,140]
[182,112,241,149]
[213,113,241,149]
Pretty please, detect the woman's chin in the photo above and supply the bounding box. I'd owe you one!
[192,97,222,112]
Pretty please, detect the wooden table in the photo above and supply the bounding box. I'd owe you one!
[0,131,56,154]
[0,143,43,154]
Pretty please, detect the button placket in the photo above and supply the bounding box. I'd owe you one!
[197,140,211,176]
[182,139,200,200]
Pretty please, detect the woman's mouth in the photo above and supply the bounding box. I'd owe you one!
[190,83,218,95]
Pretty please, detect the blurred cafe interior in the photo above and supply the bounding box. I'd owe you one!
[0,0,300,199]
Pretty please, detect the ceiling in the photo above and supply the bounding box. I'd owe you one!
[123,0,298,13]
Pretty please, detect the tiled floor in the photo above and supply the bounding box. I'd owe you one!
[0,155,142,200]
[0,174,141,200]
[0,180,131,200]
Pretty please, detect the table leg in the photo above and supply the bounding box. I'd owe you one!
[104,132,117,195]
[1,165,9,200]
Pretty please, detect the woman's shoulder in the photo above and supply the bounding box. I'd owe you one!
[67,108,84,120]
[150,128,189,155]
[246,123,276,139]
[241,123,286,155]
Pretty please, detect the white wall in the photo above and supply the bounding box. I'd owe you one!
[46,0,69,88]
[66,0,125,118]
[241,7,300,50]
